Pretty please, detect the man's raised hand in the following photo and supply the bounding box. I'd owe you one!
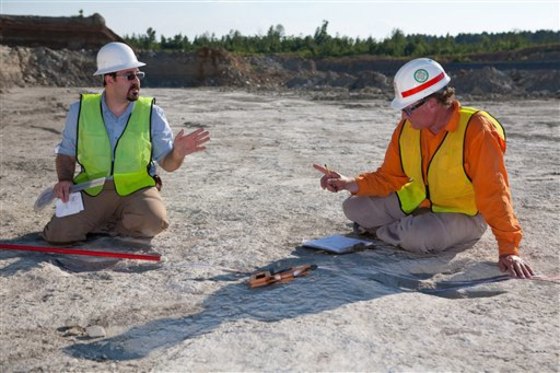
[173,128,210,158]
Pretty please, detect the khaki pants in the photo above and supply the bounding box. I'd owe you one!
[343,193,487,253]
[42,181,169,244]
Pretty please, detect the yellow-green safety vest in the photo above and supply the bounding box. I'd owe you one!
[396,106,505,216]
[74,93,156,196]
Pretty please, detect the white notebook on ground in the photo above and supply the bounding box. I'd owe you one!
[302,234,375,254]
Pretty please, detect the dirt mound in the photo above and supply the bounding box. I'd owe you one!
[0,13,122,50]
[1,45,558,98]
[0,45,97,88]
[450,67,560,98]
[194,47,286,88]
[452,67,516,96]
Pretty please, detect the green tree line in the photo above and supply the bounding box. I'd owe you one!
[123,21,560,58]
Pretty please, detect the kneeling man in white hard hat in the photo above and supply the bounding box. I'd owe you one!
[42,42,210,244]
[314,58,533,279]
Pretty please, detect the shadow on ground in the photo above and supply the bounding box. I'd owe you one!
[64,242,508,361]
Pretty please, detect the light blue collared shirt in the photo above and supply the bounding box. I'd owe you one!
[55,93,174,168]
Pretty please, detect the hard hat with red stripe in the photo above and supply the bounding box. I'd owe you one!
[391,58,451,110]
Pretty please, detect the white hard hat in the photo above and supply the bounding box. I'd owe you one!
[391,58,451,110]
[93,42,146,76]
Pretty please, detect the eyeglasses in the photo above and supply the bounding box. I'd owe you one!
[114,71,145,81]
[402,97,428,116]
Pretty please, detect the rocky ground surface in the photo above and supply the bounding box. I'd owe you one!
[0,87,558,372]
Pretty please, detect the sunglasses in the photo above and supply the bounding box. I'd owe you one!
[402,97,428,116]
[114,71,145,81]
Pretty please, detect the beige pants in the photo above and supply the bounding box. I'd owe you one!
[42,181,169,244]
[343,193,487,253]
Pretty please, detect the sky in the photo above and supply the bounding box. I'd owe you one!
[1,1,559,41]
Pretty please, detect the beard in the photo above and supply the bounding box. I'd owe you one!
[127,84,140,101]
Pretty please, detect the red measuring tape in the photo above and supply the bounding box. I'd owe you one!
[0,243,161,261]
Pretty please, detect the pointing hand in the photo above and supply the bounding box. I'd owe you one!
[312,163,358,193]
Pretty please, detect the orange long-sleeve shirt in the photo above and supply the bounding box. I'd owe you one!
[354,101,522,257]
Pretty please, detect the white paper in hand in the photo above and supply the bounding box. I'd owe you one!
[55,192,84,217]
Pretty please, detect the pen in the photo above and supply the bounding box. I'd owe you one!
[324,164,330,175]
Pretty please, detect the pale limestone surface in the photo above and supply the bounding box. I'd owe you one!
[0,87,558,372]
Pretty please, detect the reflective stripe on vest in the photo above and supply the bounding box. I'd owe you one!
[396,106,505,215]
[74,93,156,196]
